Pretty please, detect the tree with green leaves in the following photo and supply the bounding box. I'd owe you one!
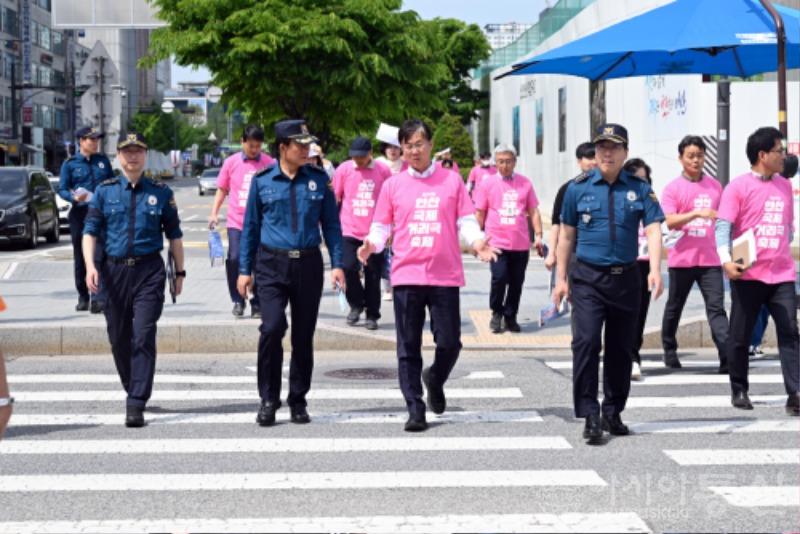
[145,0,489,148]
[432,113,474,181]
[128,107,216,155]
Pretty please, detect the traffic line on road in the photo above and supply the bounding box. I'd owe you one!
[0,436,571,455]
[709,486,800,507]
[0,513,651,534]
[543,360,781,370]
[631,374,785,386]
[625,395,785,408]
[664,449,799,465]
[12,387,524,402]
[10,374,264,384]
[7,410,543,426]
[464,370,505,380]
[629,419,800,434]
[0,470,607,492]
[2,262,18,280]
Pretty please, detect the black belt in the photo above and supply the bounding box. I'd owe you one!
[260,244,318,259]
[107,252,161,266]
[577,259,637,275]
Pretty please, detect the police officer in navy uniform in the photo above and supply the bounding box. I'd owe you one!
[58,126,114,313]
[82,132,185,428]
[552,124,665,445]
[238,119,344,427]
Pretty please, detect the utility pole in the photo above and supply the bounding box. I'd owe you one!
[97,56,105,137]
[10,61,18,147]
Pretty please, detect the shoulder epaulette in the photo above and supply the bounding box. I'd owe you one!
[573,171,591,183]
[99,177,119,186]
[146,177,167,188]
[253,164,275,178]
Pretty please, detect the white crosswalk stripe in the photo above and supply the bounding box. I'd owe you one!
[0,513,652,534]
[709,486,800,507]
[8,410,544,426]
[664,449,800,465]
[543,359,781,370]
[629,419,799,434]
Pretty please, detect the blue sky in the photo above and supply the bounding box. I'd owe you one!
[170,0,549,85]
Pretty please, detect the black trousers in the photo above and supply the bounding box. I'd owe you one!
[393,285,462,417]
[69,205,106,302]
[661,266,728,361]
[570,261,640,418]
[727,280,799,396]
[255,246,323,408]
[103,255,165,408]
[489,249,529,318]
[633,261,651,364]
[341,236,383,320]
[226,228,258,308]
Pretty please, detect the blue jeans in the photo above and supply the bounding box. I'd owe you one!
[750,305,770,347]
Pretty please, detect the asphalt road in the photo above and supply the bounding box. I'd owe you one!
[0,349,797,533]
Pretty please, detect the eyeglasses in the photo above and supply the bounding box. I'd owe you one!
[768,148,787,154]
[402,142,429,152]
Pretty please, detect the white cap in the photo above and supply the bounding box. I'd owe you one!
[309,143,322,158]
[376,123,400,147]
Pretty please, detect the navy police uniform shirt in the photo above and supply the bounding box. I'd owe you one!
[240,163,343,274]
[83,176,183,258]
[58,153,114,205]
[561,168,664,266]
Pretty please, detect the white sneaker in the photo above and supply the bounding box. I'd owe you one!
[631,362,642,381]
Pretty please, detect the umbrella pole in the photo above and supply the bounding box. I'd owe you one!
[757,0,787,137]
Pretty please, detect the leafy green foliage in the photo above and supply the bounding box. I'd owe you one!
[128,107,216,155]
[145,0,489,149]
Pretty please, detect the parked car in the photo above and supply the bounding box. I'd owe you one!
[197,168,220,196]
[0,167,60,248]
[47,175,71,233]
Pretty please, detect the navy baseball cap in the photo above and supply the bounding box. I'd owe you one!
[76,126,104,140]
[349,136,372,157]
[593,123,628,145]
[117,131,148,150]
[275,119,317,145]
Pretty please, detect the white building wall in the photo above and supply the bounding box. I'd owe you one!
[486,0,800,245]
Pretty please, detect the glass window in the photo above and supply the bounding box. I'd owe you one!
[34,104,42,127]
[3,8,19,37]
[40,26,51,51]
[42,105,52,128]
[52,31,65,56]
[55,109,65,131]
[3,97,11,125]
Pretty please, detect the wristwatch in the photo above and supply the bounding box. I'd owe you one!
[175,270,187,278]
[0,397,14,407]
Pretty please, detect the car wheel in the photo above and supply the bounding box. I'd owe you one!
[26,217,39,249]
[46,209,60,243]
[198,185,204,196]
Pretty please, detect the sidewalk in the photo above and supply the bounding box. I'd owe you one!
[0,243,749,355]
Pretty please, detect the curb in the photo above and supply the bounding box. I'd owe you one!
[2,313,787,356]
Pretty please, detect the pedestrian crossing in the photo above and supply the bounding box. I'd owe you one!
[1,356,798,533]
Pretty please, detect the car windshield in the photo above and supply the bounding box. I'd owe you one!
[201,169,219,178]
[0,170,27,195]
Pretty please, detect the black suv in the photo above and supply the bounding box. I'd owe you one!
[0,167,60,248]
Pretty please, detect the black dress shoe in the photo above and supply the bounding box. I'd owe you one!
[601,413,630,436]
[731,391,753,410]
[489,312,503,334]
[232,302,245,317]
[256,400,280,426]
[364,318,378,330]
[582,414,604,445]
[251,304,261,319]
[290,406,311,424]
[422,367,446,415]
[125,405,145,428]
[90,300,104,314]
[504,316,521,333]
[786,393,800,416]
[404,415,428,432]
[663,351,682,369]
[346,307,362,326]
[76,298,89,312]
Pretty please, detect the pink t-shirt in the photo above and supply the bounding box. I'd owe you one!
[216,152,275,230]
[473,173,538,251]
[373,167,475,287]
[660,174,723,268]
[636,224,648,261]
[717,172,795,284]
[332,159,392,240]
[468,165,497,191]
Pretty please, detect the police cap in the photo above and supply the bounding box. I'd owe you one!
[275,119,317,145]
[593,123,628,145]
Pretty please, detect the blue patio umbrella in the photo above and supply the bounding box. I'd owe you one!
[498,0,800,80]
